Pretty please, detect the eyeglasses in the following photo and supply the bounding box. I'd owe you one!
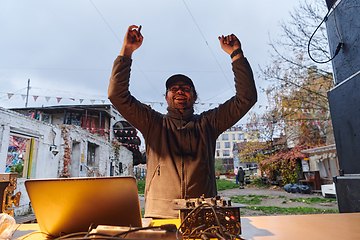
[168,85,192,93]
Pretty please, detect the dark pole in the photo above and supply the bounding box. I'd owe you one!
[25,79,30,108]
[99,111,102,135]
[84,109,88,130]
[63,109,67,124]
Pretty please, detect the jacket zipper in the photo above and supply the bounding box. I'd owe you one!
[180,116,186,198]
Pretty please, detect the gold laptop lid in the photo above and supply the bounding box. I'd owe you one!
[25,176,142,237]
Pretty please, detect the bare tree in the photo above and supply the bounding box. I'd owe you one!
[255,0,334,145]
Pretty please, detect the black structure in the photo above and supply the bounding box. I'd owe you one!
[325,0,360,213]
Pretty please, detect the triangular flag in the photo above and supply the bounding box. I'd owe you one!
[90,100,95,104]
[79,99,84,103]
[33,95,39,101]
[7,93,14,99]
[56,97,62,103]
[21,94,27,100]
[101,100,105,104]
[150,102,154,107]
[209,103,213,107]
[160,102,163,106]
[69,98,75,101]
[45,96,51,102]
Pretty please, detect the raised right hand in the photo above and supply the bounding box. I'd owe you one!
[120,25,143,57]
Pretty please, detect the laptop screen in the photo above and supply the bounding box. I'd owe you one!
[25,176,142,237]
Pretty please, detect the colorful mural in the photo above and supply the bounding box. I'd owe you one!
[6,135,28,173]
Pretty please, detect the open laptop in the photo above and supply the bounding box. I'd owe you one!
[25,176,142,237]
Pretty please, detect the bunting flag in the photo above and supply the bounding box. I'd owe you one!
[69,118,333,135]
[1,92,332,117]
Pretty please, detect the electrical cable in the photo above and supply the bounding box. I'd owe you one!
[89,0,163,98]
[182,0,234,92]
[307,5,342,64]
[54,224,177,240]
[176,202,241,240]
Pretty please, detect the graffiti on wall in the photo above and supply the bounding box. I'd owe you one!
[6,136,28,173]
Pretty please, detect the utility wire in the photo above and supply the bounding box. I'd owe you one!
[182,0,234,92]
[89,0,162,98]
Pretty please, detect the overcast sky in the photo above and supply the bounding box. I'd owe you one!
[1,0,314,124]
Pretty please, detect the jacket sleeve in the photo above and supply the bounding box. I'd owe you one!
[108,55,158,135]
[206,56,257,136]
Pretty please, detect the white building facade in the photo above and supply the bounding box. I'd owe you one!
[0,107,134,216]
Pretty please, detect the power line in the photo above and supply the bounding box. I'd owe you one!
[89,0,162,98]
[182,0,234,92]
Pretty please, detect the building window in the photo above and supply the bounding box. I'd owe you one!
[222,134,228,140]
[41,114,51,123]
[216,142,220,149]
[225,142,230,148]
[238,133,244,140]
[223,150,230,156]
[232,134,235,140]
[66,113,81,126]
[87,143,98,167]
[119,162,123,174]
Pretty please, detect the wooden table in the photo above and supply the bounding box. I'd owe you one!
[12,213,360,240]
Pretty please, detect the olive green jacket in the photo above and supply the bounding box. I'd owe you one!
[108,55,257,218]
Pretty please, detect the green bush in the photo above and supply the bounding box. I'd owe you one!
[10,162,23,175]
[137,180,145,194]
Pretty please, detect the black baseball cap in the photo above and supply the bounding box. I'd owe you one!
[166,74,195,90]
